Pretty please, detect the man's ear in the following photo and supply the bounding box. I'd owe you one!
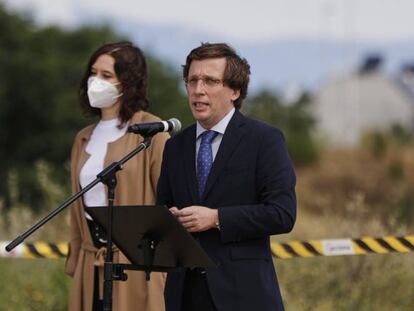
[231,89,241,102]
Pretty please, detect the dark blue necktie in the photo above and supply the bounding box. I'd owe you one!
[197,130,219,197]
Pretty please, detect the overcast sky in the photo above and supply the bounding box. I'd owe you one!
[3,0,414,43]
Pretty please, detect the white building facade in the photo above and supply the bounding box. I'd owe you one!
[312,69,414,146]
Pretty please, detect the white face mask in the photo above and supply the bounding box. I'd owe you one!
[87,76,122,108]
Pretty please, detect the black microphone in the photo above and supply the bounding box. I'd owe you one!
[128,118,182,136]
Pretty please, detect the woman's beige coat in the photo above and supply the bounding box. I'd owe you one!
[66,111,169,311]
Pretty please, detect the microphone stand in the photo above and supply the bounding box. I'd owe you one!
[5,135,154,311]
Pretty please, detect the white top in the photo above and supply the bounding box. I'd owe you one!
[196,107,235,166]
[80,118,128,218]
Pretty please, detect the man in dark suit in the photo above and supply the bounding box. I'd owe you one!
[157,43,296,311]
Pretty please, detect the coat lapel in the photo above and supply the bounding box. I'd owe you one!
[182,124,200,204]
[202,110,247,200]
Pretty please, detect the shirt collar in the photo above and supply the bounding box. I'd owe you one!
[196,108,235,139]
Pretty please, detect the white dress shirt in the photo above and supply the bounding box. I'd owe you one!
[195,107,235,170]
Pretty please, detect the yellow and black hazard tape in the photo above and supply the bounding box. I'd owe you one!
[1,235,414,259]
[271,235,414,259]
[0,241,68,259]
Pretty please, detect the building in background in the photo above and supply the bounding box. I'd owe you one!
[312,55,414,146]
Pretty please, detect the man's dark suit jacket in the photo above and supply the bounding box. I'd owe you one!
[157,110,296,311]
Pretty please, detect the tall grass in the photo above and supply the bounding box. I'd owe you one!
[0,161,71,311]
[0,259,69,311]
[273,209,414,310]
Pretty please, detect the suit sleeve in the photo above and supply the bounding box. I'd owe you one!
[218,128,296,243]
[149,131,170,196]
[156,139,174,207]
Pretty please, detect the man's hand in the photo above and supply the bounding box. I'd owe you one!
[170,206,219,232]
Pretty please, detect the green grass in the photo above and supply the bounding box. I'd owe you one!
[0,259,70,311]
[278,253,414,311]
[1,253,413,310]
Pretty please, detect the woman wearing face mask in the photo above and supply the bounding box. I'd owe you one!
[65,42,168,311]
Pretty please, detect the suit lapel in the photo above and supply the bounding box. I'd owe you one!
[202,110,247,200]
[182,124,200,203]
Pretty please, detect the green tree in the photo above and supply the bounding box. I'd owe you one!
[147,58,190,126]
[245,90,318,165]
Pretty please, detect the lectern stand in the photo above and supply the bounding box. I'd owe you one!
[86,205,215,281]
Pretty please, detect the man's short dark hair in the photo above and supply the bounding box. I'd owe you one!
[182,42,251,109]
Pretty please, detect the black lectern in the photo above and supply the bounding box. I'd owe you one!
[86,205,215,280]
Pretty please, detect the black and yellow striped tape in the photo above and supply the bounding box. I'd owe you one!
[1,242,68,259]
[1,236,414,259]
[271,235,414,259]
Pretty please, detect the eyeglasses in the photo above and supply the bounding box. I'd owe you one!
[185,76,223,88]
